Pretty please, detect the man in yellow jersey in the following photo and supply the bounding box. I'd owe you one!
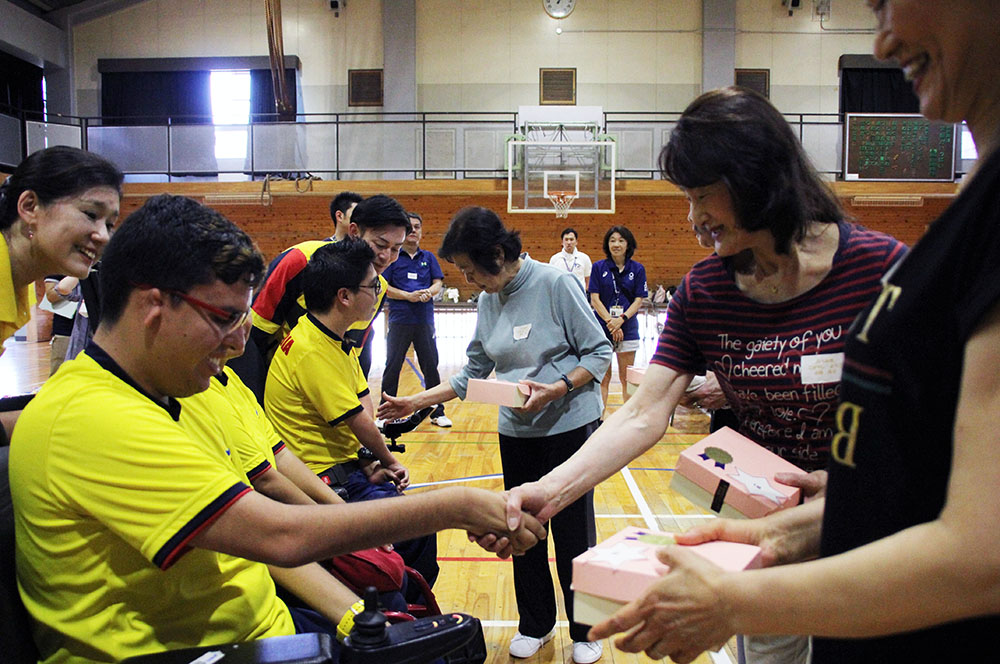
[179,330,415,620]
[181,318,414,614]
[233,194,408,400]
[265,238,439,587]
[9,194,543,664]
[228,191,361,401]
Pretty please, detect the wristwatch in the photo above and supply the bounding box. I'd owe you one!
[560,373,575,393]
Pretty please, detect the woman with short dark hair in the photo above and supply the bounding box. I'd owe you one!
[381,206,612,664]
[0,146,122,442]
[505,86,908,663]
[0,146,122,349]
[588,225,647,413]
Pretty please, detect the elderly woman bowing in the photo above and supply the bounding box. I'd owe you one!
[379,206,611,664]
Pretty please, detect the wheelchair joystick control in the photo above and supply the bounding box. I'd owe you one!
[379,406,435,454]
[341,586,483,664]
[350,587,390,647]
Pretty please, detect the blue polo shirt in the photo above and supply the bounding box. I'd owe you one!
[588,258,648,341]
[383,247,444,325]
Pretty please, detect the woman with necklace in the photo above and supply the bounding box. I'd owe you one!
[379,206,612,664]
[510,1,1000,660]
[588,225,647,414]
[502,85,907,664]
[0,146,122,442]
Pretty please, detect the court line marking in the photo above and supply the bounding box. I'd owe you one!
[481,620,563,628]
[620,466,658,531]
[597,513,715,520]
[404,357,426,388]
[410,467,683,490]
[409,474,503,489]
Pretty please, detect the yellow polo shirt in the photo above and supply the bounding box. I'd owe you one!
[0,239,32,354]
[10,347,295,664]
[182,366,284,482]
[264,313,370,472]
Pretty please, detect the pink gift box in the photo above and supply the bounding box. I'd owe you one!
[465,378,531,407]
[671,427,806,519]
[572,526,762,625]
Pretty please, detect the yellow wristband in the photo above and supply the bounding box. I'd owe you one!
[336,600,366,643]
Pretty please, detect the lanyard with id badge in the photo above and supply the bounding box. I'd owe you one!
[609,265,630,317]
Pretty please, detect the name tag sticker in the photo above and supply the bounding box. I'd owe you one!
[799,353,844,385]
[407,272,418,280]
[513,324,531,340]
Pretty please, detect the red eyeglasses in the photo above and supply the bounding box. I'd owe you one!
[131,283,251,334]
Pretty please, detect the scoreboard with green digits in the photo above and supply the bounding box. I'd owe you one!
[844,113,956,181]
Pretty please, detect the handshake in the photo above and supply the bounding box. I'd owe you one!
[459,481,553,559]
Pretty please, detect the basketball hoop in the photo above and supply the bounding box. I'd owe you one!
[547,191,577,218]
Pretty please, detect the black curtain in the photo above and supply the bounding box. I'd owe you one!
[250,68,297,123]
[840,68,919,114]
[100,71,212,125]
[0,50,43,116]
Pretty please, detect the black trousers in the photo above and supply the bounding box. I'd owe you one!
[381,322,445,417]
[499,421,598,642]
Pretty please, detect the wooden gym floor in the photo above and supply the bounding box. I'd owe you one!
[1,308,735,664]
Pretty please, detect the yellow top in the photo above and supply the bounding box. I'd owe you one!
[10,348,295,664]
[265,313,370,472]
[182,366,283,481]
[0,238,32,354]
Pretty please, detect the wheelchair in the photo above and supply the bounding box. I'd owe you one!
[0,395,482,664]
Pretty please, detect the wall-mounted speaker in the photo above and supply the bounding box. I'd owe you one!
[330,0,345,16]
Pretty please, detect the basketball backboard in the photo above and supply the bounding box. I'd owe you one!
[507,139,616,215]
[517,105,604,142]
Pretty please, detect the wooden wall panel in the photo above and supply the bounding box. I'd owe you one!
[120,180,956,299]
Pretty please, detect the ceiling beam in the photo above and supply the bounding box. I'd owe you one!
[46,0,150,30]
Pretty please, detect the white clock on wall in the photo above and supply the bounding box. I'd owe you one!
[543,0,576,19]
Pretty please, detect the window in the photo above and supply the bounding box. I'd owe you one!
[210,70,251,160]
[735,69,769,99]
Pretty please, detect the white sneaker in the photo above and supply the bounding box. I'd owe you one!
[573,640,603,664]
[509,629,555,658]
[374,418,385,432]
[430,415,453,428]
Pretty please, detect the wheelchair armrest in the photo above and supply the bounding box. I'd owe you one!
[121,633,335,664]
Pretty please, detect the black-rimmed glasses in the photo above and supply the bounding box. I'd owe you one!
[359,276,382,298]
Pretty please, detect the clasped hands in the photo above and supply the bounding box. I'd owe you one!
[407,288,433,303]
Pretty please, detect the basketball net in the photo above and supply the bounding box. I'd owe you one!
[548,191,577,218]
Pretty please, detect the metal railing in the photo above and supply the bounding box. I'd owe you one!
[0,106,966,180]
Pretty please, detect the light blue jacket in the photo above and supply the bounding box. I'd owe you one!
[450,259,612,437]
